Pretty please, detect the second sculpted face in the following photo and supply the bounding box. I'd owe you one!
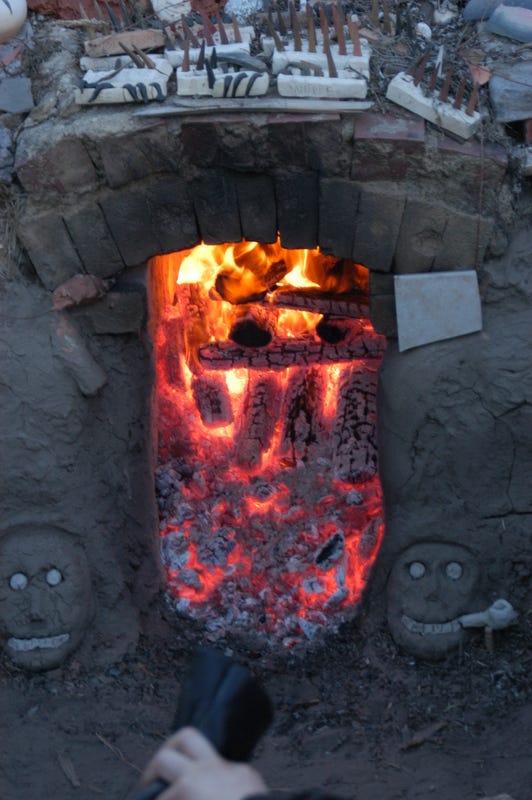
[0,528,94,671]
[386,541,482,659]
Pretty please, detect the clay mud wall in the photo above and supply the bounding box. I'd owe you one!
[1,106,531,666]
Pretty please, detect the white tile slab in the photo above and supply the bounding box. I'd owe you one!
[277,70,367,99]
[394,271,482,352]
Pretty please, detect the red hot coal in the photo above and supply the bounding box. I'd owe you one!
[150,239,386,647]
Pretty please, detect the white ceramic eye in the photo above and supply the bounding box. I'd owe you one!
[46,568,63,587]
[9,572,28,590]
[409,561,426,579]
[446,561,463,580]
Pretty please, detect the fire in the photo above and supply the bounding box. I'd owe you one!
[150,239,386,646]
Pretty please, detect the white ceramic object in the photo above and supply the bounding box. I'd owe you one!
[394,271,482,352]
[0,0,27,44]
[75,60,173,105]
[386,71,481,140]
[459,599,518,630]
[277,70,367,99]
[271,42,371,75]
[212,70,269,98]
[176,67,220,96]
[164,41,251,68]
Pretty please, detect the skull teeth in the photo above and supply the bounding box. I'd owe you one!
[7,633,70,651]
[401,615,461,635]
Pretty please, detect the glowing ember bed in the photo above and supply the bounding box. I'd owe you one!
[149,240,386,646]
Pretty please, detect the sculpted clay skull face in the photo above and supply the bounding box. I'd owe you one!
[0,529,94,671]
[386,542,481,659]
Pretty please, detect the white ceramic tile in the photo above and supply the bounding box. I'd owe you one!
[394,271,482,352]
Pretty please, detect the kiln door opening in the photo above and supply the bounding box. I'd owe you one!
[149,239,386,647]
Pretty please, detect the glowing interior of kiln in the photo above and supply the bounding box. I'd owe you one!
[150,240,386,646]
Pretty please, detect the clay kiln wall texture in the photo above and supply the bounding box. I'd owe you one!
[1,103,531,664]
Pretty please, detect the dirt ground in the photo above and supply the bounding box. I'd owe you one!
[0,605,530,800]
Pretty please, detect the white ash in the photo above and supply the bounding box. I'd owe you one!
[158,453,383,646]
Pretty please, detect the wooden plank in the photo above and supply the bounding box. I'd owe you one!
[332,365,379,483]
[84,29,166,58]
[134,97,374,117]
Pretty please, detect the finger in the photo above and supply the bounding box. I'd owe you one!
[170,727,220,761]
[141,747,189,787]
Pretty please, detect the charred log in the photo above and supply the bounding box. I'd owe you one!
[315,316,366,344]
[176,283,214,375]
[332,366,379,483]
[199,331,384,370]
[215,259,288,305]
[159,312,185,388]
[279,366,326,461]
[229,305,278,348]
[191,374,234,428]
[234,374,282,468]
[268,287,369,318]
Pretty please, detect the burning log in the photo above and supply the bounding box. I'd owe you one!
[176,283,215,375]
[315,316,366,344]
[159,313,185,388]
[199,330,384,370]
[279,366,326,461]
[191,374,234,428]
[268,286,369,318]
[215,258,288,305]
[332,366,378,483]
[235,374,282,468]
[229,305,278,348]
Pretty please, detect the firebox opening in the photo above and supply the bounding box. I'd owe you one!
[149,238,387,647]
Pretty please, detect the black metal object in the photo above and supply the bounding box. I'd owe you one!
[128,646,273,800]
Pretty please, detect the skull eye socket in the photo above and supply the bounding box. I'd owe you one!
[445,561,463,580]
[408,561,426,579]
[46,568,63,587]
[9,572,28,591]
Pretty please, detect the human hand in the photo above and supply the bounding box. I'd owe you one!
[139,726,268,800]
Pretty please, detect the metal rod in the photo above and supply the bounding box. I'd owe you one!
[200,12,214,46]
[439,66,453,102]
[290,2,302,52]
[232,14,242,43]
[306,5,316,53]
[267,14,285,52]
[347,17,362,57]
[320,5,338,79]
[371,0,379,27]
[413,51,430,86]
[381,0,392,34]
[216,12,229,45]
[333,2,347,56]
[466,83,479,117]
[277,6,287,36]
[182,16,199,48]
[453,75,468,110]
[182,37,190,72]
[429,63,439,93]
[197,39,206,70]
